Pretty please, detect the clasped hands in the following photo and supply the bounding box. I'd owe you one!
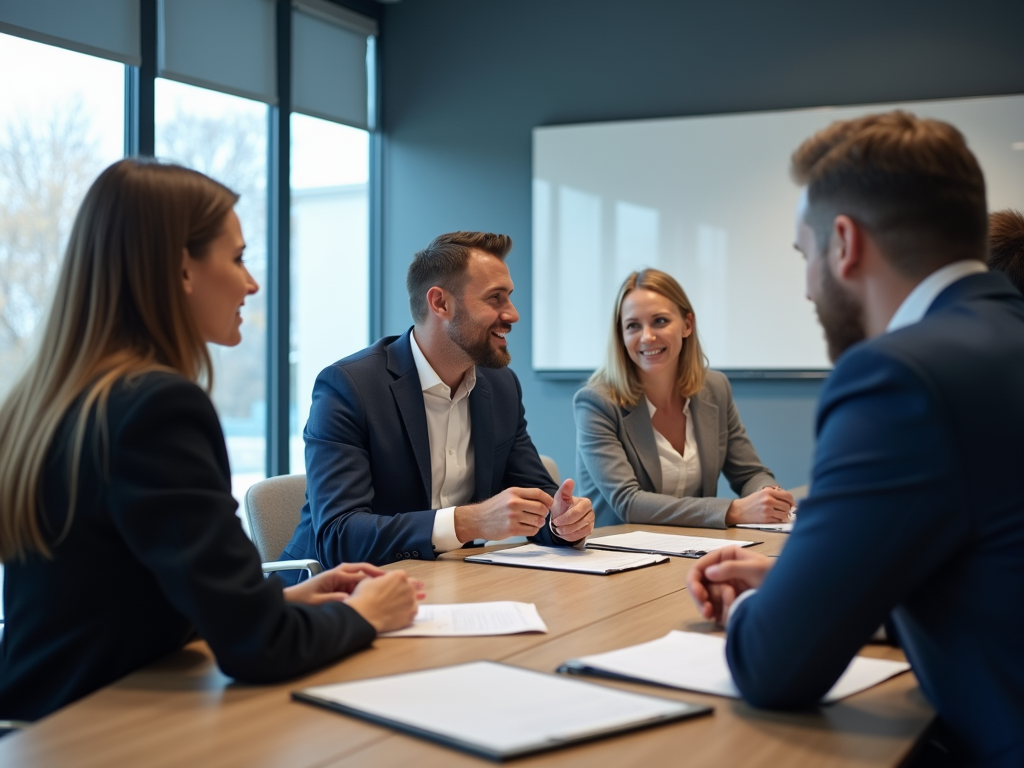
[284,562,425,633]
[687,546,775,626]
[454,478,595,543]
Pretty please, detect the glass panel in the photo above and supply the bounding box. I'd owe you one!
[155,78,268,503]
[289,114,369,473]
[0,32,125,399]
[0,32,125,623]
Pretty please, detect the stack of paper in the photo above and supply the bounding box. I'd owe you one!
[587,531,759,558]
[560,631,910,703]
[465,543,668,574]
[294,661,710,760]
[379,602,548,637]
[735,522,793,533]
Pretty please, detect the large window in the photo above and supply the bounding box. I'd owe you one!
[156,79,269,501]
[0,32,125,399]
[289,114,370,470]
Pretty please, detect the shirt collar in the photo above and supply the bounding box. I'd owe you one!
[645,397,692,418]
[886,260,988,333]
[410,329,477,397]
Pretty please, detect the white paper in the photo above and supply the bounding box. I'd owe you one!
[379,602,548,637]
[573,631,910,703]
[298,661,697,755]
[465,543,667,574]
[587,531,758,557]
[735,522,793,533]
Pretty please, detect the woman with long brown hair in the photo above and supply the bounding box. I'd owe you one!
[575,268,794,528]
[0,158,420,722]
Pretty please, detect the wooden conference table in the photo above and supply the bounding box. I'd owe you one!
[0,524,934,767]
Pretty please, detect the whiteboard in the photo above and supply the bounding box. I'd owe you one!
[532,94,1024,373]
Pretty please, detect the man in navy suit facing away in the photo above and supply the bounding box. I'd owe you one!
[280,231,594,573]
[688,112,1024,766]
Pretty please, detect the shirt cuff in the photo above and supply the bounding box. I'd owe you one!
[549,514,588,549]
[726,588,758,630]
[431,507,462,553]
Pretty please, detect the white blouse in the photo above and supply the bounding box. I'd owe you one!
[646,398,703,498]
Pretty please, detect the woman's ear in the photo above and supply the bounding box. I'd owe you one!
[181,247,194,296]
[682,312,694,338]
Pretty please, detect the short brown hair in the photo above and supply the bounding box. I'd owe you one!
[791,110,988,279]
[989,208,1024,293]
[406,231,513,323]
[589,269,708,407]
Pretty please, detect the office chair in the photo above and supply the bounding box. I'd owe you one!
[243,474,322,579]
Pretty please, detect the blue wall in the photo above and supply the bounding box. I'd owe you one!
[377,0,1024,491]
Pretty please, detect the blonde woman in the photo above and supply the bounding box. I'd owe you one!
[0,159,420,722]
[575,269,794,528]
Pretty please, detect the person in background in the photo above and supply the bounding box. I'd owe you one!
[0,159,421,723]
[688,112,1024,767]
[574,268,794,528]
[279,231,594,573]
[988,208,1024,293]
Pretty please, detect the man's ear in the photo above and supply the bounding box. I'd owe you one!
[831,215,865,281]
[181,247,194,296]
[425,286,451,319]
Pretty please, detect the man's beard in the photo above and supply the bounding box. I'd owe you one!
[815,264,866,363]
[448,306,512,369]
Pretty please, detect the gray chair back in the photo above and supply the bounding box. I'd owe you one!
[540,454,560,485]
[244,474,308,564]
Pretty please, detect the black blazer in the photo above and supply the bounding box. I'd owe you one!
[724,272,1024,766]
[280,329,564,570]
[0,372,374,722]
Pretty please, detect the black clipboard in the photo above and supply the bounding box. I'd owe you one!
[292,661,712,762]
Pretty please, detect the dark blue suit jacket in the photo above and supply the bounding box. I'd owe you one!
[726,271,1024,767]
[280,329,565,569]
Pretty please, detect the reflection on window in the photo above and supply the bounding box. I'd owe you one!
[289,114,369,473]
[155,79,268,502]
[0,33,125,400]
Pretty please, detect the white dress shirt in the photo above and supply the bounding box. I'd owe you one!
[727,260,988,629]
[646,398,703,498]
[409,331,476,553]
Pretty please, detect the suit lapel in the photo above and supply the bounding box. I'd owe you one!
[690,389,719,496]
[469,375,494,502]
[387,332,432,503]
[623,396,662,492]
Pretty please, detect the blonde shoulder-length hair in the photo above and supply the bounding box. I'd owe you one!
[0,158,238,561]
[589,269,708,407]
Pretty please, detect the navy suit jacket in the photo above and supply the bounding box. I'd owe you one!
[725,272,1024,767]
[281,329,565,569]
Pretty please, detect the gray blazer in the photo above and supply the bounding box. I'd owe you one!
[574,371,777,528]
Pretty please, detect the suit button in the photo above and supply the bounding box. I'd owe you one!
[395,552,402,559]
[412,550,420,557]
[403,551,411,558]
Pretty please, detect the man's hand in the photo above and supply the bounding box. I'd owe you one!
[687,546,774,625]
[344,570,424,633]
[725,487,796,525]
[454,487,553,542]
[283,562,388,605]
[549,478,594,542]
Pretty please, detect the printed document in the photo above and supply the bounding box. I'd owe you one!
[587,531,759,557]
[465,543,667,574]
[562,631,910,703]
[380,602,548,637]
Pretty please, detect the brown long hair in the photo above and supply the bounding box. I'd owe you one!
[0,158,238,561]
[589,269,708,407]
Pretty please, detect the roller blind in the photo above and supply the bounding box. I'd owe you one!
[292,0,377,130]
[158,0,277,104]
[0,0,140,65]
